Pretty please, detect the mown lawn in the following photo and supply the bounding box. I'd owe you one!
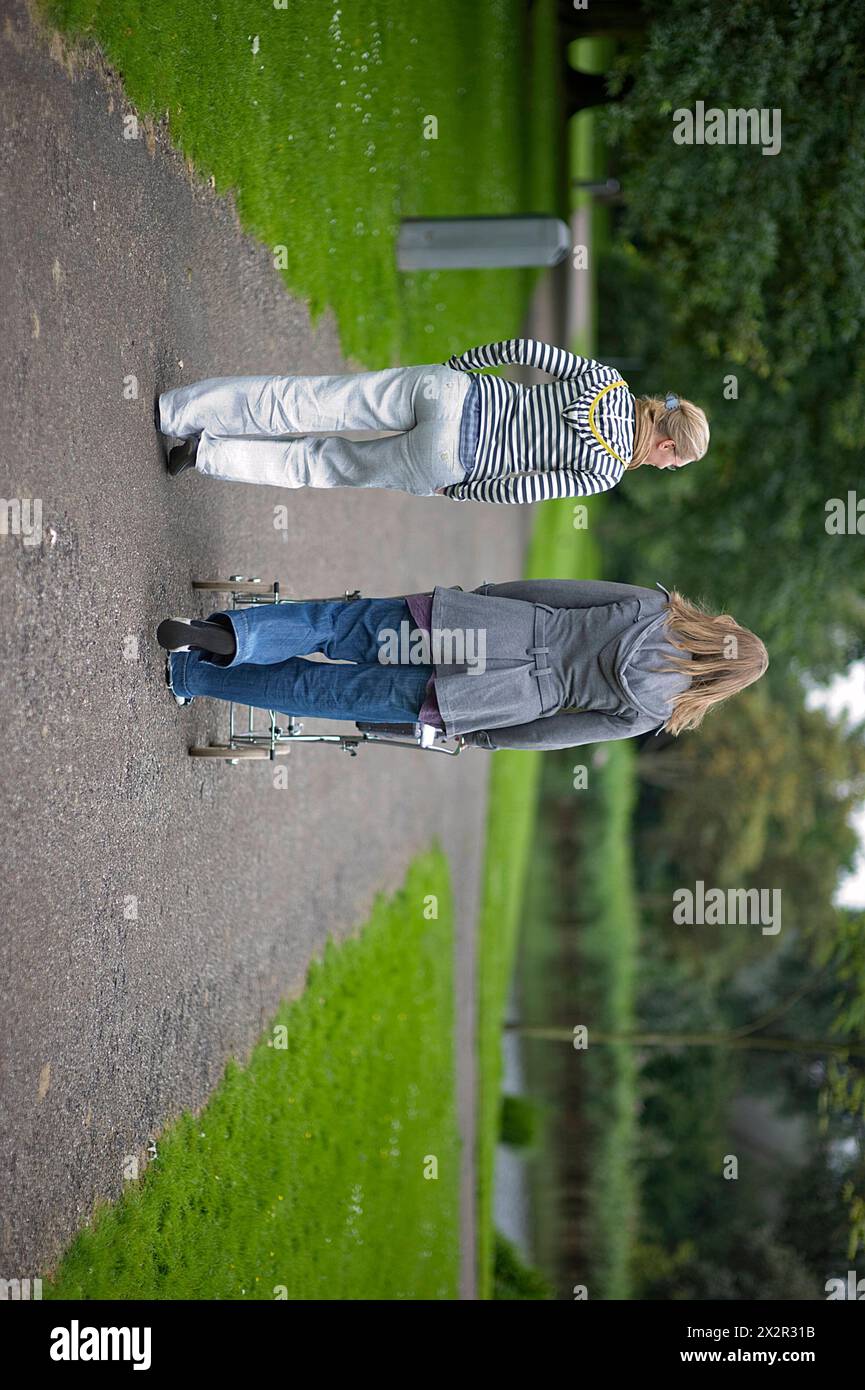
[574,739,640,1299]
[476,510,601,1297]
[518,739,642,1301]
[476,35,640,1299]
[478,517,642,1302]
[46,853,460,1300]
[41,0,561,367]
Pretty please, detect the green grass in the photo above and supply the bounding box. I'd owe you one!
[41,0,561,367]
[517,741,641,1299]
[46,852,460,1300]
[481,574,641,1302]
[476,515,602,1297]
[476,35,642,1298]
[576,740,640,1299]
[475,34,607,1293]
[512,815,561,1272]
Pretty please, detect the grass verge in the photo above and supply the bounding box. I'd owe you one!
[41,0,561,367]
[477,35,640,1298]
[46,852,460,1300]
[476,515,602,1298]
[576,739,639,1298]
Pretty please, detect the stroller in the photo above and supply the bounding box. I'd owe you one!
[184,577,467,764]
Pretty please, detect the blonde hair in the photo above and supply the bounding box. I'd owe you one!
[629,395,710,470]
[660,590,769,735]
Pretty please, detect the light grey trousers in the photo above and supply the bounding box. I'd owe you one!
[158,365,471,495]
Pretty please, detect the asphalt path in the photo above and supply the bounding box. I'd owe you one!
[0,2,529,1296]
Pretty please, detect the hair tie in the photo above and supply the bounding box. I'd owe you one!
[664,392,680,411]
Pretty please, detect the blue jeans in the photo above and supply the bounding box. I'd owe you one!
[169,598,432,724]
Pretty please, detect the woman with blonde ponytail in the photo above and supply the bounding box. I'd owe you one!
[629,394,711,475]
[158,340,710,505]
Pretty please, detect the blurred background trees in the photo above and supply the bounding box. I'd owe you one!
[521,0,865,1297]
[594,0,865,676]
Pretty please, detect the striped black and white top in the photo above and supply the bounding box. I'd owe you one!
[442,338,635,504]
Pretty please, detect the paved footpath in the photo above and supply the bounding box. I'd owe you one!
[0,1,529,1297]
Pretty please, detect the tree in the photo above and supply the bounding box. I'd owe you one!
[493,1231,554,1300]
[597,245,865,678]
[633,688,865,946]
[499,1093,543,1149]
[594,0,865,678]
[603,0,865,385]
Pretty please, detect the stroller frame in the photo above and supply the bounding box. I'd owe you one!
[187,577,466,764]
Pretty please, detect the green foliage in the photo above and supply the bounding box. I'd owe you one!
[633,1223,821,1301]
[528,741,641,1299]
[636,1040,734,1247]
[815,911,865,1040]
[598,36,865,1266]
[499,1094,543,1150]
[493,1231,554,1300]
[597,244,865,679]
[813,909,865,1257]
[596,0,865,682]
[777,1151,861,1274]
[604,0,865,385]
[637,688,865,949]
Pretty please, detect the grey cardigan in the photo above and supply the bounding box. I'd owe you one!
[429,579,691,750]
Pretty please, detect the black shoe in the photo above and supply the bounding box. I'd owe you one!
[166,437,199,476]
[157,618,236,659]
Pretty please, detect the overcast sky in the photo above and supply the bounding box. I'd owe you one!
[805,660,865,909]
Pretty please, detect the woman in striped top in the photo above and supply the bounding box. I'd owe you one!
[158,340,709,502]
